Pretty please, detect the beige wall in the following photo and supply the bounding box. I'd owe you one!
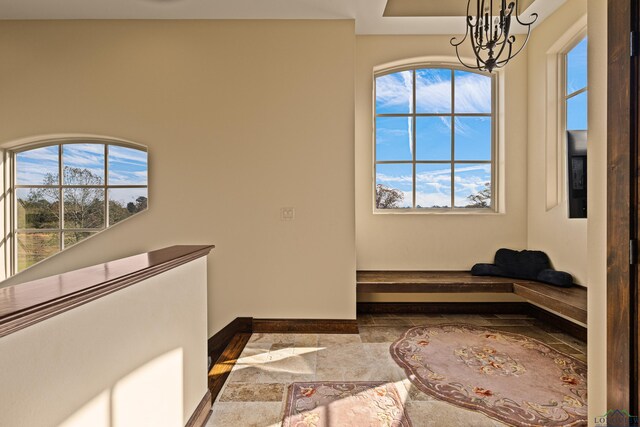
[355,36,528,272]
[586,0,607,419]
[526,0,589,285]
[0,20,357,335]
[0,257,208,427]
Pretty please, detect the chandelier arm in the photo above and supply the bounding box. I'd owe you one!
[492,25,512,64]
[450,15,472,48]
[468,28,486,67]
[501,21,534,63]
[452,44,485,71]
[514,11,538,27]
[495,38,515,67]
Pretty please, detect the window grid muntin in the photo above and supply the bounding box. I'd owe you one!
[374,66,495,211]
[564,37,588,130]
[12,140,148,274]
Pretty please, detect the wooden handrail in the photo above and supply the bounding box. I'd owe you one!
[0,245,214,338]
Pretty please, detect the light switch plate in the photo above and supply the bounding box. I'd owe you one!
[281,207,295,221]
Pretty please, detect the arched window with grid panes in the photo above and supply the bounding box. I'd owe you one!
[12,139,148,273]
[374,66,496,212]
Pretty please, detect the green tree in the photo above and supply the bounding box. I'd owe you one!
[376,184,404,209]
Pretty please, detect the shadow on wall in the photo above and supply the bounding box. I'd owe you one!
[58,348,184,427]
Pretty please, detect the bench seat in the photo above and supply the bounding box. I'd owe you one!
[356,271,587,324]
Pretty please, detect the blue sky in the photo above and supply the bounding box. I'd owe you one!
[567,37,588,131]
[375,47,587,209]
[375,68,492,208]
[16,143,148,207]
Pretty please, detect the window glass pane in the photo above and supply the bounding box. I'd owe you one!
[455,117,492,161]
[454,164,492,208]
[16,146,59,185]
[376,164,412,209]
[64,231,98,249]
[375,71,413,114]
[108,146,148,185]
[376,117,413,161]
[454,70,492,113]
[567,37,588,94]
[416,117,451,161]
[64,188,105,229]
[16,188,59,229]
[416,69,451,113]
[567,91,588,130]
[109,188,148,226]
[63,144,105,185]
[17,232,60,272]
[416,164,451,208]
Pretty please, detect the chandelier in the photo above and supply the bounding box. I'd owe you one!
[450,0,538,73]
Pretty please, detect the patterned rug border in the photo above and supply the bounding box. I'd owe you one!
[390,323,588,427]
[282,381,413,427]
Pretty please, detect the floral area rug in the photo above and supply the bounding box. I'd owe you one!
[282,381,412,427]
[390,324,587,427]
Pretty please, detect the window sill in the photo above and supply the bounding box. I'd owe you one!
[373,209,503,215]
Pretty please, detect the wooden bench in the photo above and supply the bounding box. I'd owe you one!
[356,271,587,324]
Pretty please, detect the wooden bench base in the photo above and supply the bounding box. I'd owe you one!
[356,271,587,325]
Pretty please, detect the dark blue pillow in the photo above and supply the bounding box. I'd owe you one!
[471,248,574,288]
[537,269,573,288]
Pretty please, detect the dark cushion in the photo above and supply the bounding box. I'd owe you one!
[471,248,574,288]
[470,263,505,277]
[494,248,551,280]
[536,269,574,288]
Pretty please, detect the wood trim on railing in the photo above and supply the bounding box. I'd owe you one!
[0,245,214,338]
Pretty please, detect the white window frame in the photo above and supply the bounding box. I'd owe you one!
[373,63,498,214]
[7,137,148,276]
[544,18,587,211]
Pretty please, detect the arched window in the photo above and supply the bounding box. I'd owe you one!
[374,66,495,211]
[12,139,148,273]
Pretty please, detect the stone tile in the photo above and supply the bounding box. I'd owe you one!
[485,319,535,326]
[247,333,318,347]
[226,365,268,383]
[219,383,286,402]
[405,401,506,427]
[548,342,583,355]
[388,313,445,318]
[358,326,408,343]
[226,344,274,383]
[359,343,407,381]
[410,317,458,326]
[357,315,376,326]
[398,378,435,402]
[494,314,533,319]
[549,332,587,353]
[270,343,294,352]
[317,334,362,346]
[257,346,317,383]
[479,314,500,319]
[438,315,494,325]
[527,320,563,334]
[572,353,588,363]
[371,317,414,326]
[207,402,283,427]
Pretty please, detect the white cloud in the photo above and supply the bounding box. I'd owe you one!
[377,163,490,208]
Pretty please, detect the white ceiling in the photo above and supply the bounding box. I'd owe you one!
[0,0,567,35]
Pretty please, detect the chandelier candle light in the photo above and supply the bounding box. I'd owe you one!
[451,0,538,73]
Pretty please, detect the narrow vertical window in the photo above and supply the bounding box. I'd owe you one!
[374,66,495,211]
[565,37,588,218]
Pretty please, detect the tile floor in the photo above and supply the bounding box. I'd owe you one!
[207,313,587,427]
